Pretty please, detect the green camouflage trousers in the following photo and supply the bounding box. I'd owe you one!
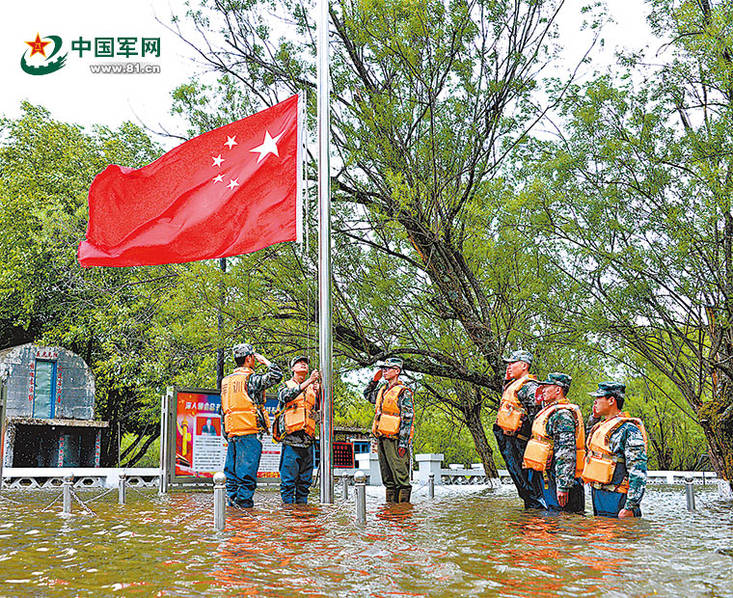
[377,437,411,490]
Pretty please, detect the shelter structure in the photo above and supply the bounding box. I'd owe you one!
[0,344,107,468]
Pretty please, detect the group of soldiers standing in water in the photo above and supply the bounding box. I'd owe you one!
[218,342,647,518]
[495,350,648,518]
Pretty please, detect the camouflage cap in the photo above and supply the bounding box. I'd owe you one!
[378,357,403,370]
[589,381,625,398]
[232,343,255,359]
[537,372,572,392]
[290,355,309,368]
[502,350,533,365]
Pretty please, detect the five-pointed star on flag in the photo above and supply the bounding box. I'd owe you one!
[224,136,238,149]
[212,174,224,184]
[25,33,51,57]
[227,178,240,190]
[212,154,224,167]
[250,130,284,164]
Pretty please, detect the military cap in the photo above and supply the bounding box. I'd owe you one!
[378,357,403,370]
[290,355,310,368]
[502,350,533,365]
[589,381,625,398]
[232,343,255,359]
[537,372,572,392]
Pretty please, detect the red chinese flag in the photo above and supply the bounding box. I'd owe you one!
[78,95,302,267]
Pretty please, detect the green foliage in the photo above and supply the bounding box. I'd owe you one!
[120,433,160,468]
[0,103,173,463]
[525,0,733,477]
[3,0,730,475]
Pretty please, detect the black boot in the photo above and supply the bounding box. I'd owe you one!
[385,487,397,503]
[397,487,412,503]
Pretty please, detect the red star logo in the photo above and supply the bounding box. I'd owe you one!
[25,33,51,58]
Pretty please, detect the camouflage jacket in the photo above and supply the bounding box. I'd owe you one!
[219,362,283,438]
[517,380,541,421]
[608,421,648,509]
[275,380,320,448]
[546,408,579,492]
[363,380,414,451]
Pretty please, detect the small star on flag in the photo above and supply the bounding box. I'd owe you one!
[78,95,302,267]
[250,130,284,164]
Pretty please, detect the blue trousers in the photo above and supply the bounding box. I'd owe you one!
[592,488,642,518]
[493,424,546,509]
[542,473,585,513]
[279,444,314,504]
[224,434,262,508]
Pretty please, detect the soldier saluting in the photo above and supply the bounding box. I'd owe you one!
[364,358,415,504]
[492,350,545,509]
[220,343,283,508]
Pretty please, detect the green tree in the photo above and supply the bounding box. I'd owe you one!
[165,0,603,475]
[0,103,170,465]
[528,0,733,485]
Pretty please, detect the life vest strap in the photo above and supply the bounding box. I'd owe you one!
[590,479,629,494]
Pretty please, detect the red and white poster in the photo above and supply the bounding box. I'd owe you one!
[174,389,282,479]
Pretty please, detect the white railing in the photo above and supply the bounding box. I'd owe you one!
[1,467,159,489]
[1,461,721,489]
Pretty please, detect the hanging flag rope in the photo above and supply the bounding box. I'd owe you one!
[78,95,302,267]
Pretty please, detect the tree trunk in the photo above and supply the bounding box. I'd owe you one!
[460,402,498,477]
[698,376,733,491]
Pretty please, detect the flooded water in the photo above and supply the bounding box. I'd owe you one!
[1,483,732,597]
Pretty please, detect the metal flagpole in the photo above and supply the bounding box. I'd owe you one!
[317,0,334,504]
[0,378,6,497]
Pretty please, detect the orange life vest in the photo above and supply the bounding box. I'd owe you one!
[522,400,586,478]
[496,373,537,433]
[221,367,270,436]
[281,379,318,438]
[582,413,648,492]
[372,382,411,439]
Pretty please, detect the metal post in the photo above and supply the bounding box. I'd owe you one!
[342,475,349,500]
[355,470,366,524]
[62,474,73,514]
[159,389,173,494]
[685,476,696,511]
[428,472,435,499]
[118,472,127,505]
[317,0,334,505]
[217,258,227,390]
[0,379,6,497]
[214,472,226,531]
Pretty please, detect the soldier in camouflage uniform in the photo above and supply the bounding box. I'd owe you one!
[492,350,545,509]
[364,357,415,503]
[584,382,648,518]
[523,373,585,512]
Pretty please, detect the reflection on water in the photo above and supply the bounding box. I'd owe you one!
[1,484,732,596]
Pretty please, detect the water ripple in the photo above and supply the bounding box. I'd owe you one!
[0,485,732,596]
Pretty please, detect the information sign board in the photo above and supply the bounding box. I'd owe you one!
[166,387,282,486]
